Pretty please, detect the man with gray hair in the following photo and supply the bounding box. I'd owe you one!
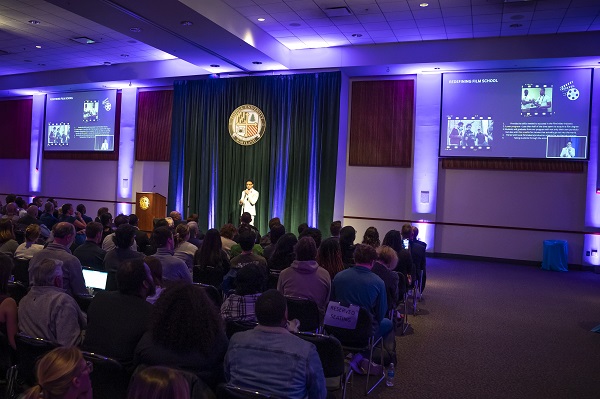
[19,258,87,345]
[29,222,87,296]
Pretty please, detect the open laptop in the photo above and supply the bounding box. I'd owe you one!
[82,269,108,291]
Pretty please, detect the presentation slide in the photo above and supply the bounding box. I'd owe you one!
[44,90,117,152]
[440,69,592,159]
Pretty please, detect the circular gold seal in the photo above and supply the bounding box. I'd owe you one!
[228,104,266,146]
[139,196,150,211]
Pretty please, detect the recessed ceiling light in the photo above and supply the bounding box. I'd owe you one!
[352,33,363,37]
[28,20,40,25]
[257,18,265,22]
[180,21,193,26]
[38,63,45,66]
[71,37,96,44]
[252,61,262,65]
[103,61,112,66]
[509,23,523,28]
[121,54,129,57]
[210,64,220,68]
[127,40,137,44]
[35,45,41,49]
[289,22,301,27]
[434,67,440,70]
[420,2,429,7]
[130,27,142,33]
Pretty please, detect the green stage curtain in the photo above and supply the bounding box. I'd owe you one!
[168,72,341,235]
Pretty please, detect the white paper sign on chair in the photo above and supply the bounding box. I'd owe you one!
[323,302,359,329]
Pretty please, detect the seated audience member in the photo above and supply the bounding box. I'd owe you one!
[267,233,297,271]
[187,221,202,248]
[29,222,87,297]
[152,226,192,284]
[144,256,164,304]
[47,198,59,218]
[127,366,189,399]
[22,347,93,399]
[59,203,86,230]
[277,236,331,315]
[95,207,109,223]
[339,226,357,267]
[317,237,345,280]
[224,289,326,399]
[40,202,59,231]
[76,204,93,224]
[129,214,151,254]
[103,224,144,273]
[16,205,50,238]
[19,258,87,346]
[15,197,28,218]
[225,231,267,292]
[1,202,20,223]
[173,223,197,273]
[103,214,137,252]
[372,245,400,314]
[237,212,260,241]
[332,244,395,365]
[402,223,426,293]
[297,223,309,236]
[99,212,114,242]
[0,254,18,349]
[262,223,285,260]
[0,219,18,256]
[193,228,230,283]
[411,225,427,292]
[14,224,44,260]
[259,217,281,248]
[362,226,380,249]
[221,263,264,322]
[329,220,342,239]
[134,283,229,388]
[299,227,323,248]
[219,223,237,254]
[169,210,184,227]
[73,222,106,270]
[83,258,155,371]
[230,224,264,258]
[382,229,413,281]
[1,195,16,215]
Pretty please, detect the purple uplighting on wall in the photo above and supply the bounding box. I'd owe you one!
[117,88,137,215]
[29,94,45,194]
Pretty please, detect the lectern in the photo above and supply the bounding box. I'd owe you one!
[135,192,166,232]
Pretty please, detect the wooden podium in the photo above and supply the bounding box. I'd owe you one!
[135,192,166,232]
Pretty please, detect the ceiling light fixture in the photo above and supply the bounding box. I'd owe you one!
[289,22,301,27]
[180,21,193,26]
[35,45,41,49]
[103,61,112,66]
[129,27,142,33]
[252,61,262,65]
[352,33,363,37]
[71,37,96,44]
[509,23,523,28]
[420,2,429,7]
[257,18,265,22]
[210,64,220,67]
[121,54,129,57]
[28,20,40,25]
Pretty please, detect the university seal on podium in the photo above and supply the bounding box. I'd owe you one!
[139,196,150,210]
[228,104,266,146]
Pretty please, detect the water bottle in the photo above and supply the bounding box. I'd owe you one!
[386,362,395,387]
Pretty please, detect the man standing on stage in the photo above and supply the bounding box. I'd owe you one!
[239,180,259,225]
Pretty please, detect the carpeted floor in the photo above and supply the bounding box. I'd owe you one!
[344,258,600,399]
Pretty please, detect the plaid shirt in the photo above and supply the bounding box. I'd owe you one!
[220,293,261,322]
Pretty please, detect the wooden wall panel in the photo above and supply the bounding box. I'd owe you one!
[136,90,173,162]
[44,93,121,160]
[0,99,32,159]
[441,158,584,172]
[349,80,414,167]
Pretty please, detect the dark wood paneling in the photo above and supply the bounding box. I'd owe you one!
[0,99,32,159]
[349,80,414,167]
[441,158,584,172]
[44,93,121,160]
[136,90,173,162]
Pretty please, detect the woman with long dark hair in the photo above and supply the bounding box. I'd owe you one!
[0,219,18,257]
[316,237,345,280]
[267,233,297,271]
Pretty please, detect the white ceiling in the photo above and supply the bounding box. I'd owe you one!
[0,0,599,97]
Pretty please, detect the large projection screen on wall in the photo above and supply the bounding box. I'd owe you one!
[44,89,117,152]
[439,69,592,160]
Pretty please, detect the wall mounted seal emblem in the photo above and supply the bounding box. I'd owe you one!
[228,104,266,146]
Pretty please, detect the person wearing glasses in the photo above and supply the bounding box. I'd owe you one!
[22,347,93,399]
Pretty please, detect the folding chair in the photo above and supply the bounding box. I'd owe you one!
[13,333,58,387]
[393,271,409,335]
[294,332,346,396]
[324,303,385,396]
[12,258,30,287]
[285,296,321,333]
[193,265,224,288]
[82,351,130,399]
[267,270,280,290]
[194,283,223,307]
[7,281,27,305]
[225,320,258,339]
[75,294,94,313]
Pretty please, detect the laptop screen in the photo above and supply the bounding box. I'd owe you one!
[82,269,108,290]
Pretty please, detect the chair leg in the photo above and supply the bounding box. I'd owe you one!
[5,365,17,399]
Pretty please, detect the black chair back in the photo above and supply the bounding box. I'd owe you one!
[82,351,130,399]
[75,294,94,313]
[225,320,258,339]
[285,296,321,333]
[193,265,224,288]
[267,271,280,290]
[324,305,373,349]
[12,258,30,287]
[0,330,15,376]
[7,281,28,305]
[294,332,344,379]
[15,333,59,386]
[194,283,222,307]
[105,271,118,291]
[216,384,281,398]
